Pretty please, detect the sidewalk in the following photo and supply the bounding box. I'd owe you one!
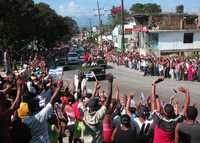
[108,62,200,85]
[108,62,144,76]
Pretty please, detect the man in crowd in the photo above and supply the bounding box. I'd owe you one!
[175,106,200,143]
[151,77,190,143]
[78,73,114,143]
[23,80,62,143]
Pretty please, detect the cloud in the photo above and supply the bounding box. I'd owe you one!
[58,0,79,16]
[58,0,92,17]
[67,0,79,14]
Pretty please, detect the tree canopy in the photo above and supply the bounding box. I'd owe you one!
[130,3,162,14]
[0,0,79,51]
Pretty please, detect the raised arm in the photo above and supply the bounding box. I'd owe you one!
[177,87,190,114]
[151,77,164,111]
[155,96,161,112]
[174,99,179,115]
[105,74,113,108]
[151,83,156,111]
[126,93,134,117]
[92,81,101,98]
[50,80,62,105]
[0,84,12,94]
[4,77,24,117]
[115,80,120,102]
[9,78,23,112]
[169,95,175,105]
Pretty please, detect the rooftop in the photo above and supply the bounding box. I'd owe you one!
[132,12,198,17]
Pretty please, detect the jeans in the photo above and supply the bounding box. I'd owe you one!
[176,72,181,81]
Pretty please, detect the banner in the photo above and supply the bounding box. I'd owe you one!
[85,72,94,78]
[49,67,63,78]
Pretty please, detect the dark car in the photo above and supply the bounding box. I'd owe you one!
[80,64,106,80]
[97,59,107,69]
[55,57,67,66]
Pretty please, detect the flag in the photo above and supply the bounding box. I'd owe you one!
[49,67,63,77]
[111,6,122,15]
[85,72,95,78]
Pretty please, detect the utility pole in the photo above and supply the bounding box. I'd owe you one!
[121,0,125,52]
[96,0,103,51]
[88,18,92,33]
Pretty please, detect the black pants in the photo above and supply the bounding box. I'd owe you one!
[165,67,170,78]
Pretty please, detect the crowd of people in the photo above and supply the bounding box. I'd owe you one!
[0,48,200,143]
[106,51,200,82]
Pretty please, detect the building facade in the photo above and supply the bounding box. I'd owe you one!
[112,22,138,52]
[140,30,200,56]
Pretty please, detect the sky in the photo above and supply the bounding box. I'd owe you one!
[33,0,200,27]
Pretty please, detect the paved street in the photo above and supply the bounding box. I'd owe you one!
[63,63,200,120]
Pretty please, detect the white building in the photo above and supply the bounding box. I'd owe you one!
[112,22,137,52]
[140,29,200,56]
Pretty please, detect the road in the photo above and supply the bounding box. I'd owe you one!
[63,63,200,120]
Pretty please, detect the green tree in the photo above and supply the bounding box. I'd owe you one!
[144,3,161,13]
[130,3,144,14]
[0,0,79,54]
[0,0,35,49]
[130,3,161,14]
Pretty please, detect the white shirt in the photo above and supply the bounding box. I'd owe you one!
[24,103,53,143]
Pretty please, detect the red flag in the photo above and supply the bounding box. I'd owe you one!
[111,6,122,15]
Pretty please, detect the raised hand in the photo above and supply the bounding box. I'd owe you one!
[128,92,135,99]
[153,76,164,84]
[94,81,101,90]
[16,76,24,89]
[56,80,63,89]
[115,80,120,91]
[177,87,188,94]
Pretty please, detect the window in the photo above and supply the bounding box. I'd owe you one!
[124,38,128,43]
[184,33,193,43]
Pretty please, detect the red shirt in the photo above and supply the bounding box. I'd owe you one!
[83,53,90,63]
[102,114,112,143]
[152,112,183,143]
[72,101,81,121]
[153,127,175,143]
